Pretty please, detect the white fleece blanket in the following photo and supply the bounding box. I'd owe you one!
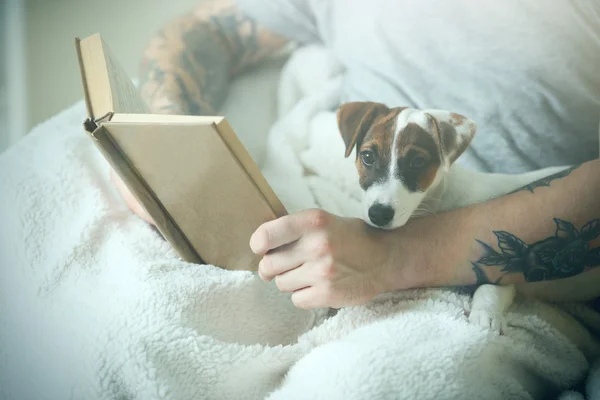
[1,45,600,400]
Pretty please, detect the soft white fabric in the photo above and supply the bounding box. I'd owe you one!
[235,0,600,175]
[1,45,600,400]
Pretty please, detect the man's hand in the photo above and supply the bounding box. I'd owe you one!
[250,160,600,310]
[249,209,410,309]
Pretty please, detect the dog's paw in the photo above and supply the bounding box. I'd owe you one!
[468,308,506,335]
[468,284,515,335]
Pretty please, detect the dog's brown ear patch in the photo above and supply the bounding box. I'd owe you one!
[424,110,477,165]
[337,102,390,158]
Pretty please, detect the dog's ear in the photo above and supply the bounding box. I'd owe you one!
[424,110,477,166]
[337,102,390,158]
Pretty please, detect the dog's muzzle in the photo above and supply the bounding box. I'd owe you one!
[368,203,395,227]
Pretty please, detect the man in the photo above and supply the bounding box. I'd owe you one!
[115,0,600,310]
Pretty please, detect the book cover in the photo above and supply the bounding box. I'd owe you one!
[75,33,287,270]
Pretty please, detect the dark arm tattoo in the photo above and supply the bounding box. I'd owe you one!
[138,0,288,115]
[508,164,581,194]
[471,262,491,285]
[471,160,600,284]
[471,262,504,285]
[472,218,600,283]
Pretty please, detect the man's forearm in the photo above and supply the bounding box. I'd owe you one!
[386,159,600,290]
[138,0,288,115]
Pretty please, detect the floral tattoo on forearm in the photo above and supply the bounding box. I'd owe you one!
[472,163,600,284]
[472,218,600,284]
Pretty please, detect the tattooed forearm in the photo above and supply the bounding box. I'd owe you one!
[472,218,600,283]
[509,164,581,194]
[138,0,288,115]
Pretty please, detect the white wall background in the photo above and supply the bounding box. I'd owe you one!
[1,0,204,154]
[1,0,27,153]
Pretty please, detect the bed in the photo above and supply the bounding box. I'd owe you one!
[1,44,599,400]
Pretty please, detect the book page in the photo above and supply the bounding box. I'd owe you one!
[76,33,148,120]
[102,38,149,115]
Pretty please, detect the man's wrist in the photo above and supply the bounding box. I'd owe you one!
[381,202,482,292]
[377,220,435,293]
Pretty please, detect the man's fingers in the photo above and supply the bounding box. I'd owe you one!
[258,232,328,280]
[258,242,303,281]
[290,286,321,310]
[249,216,297,256]
[250,209,330,255]
[273,262,319,292]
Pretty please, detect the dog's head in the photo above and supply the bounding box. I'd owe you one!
[337,101,476,229]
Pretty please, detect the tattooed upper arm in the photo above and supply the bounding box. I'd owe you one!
[139,0,290,115]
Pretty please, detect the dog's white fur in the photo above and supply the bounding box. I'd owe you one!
[351,106,599,332]
[363,109,438,227]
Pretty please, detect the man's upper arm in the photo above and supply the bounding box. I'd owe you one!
[139,0,292,115]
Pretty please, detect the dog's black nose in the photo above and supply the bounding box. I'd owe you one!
[368,203,395,227]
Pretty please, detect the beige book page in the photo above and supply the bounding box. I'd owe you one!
[76,33,148,120]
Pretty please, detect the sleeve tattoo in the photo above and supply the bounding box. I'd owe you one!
[472,164,600,284]
[138,0,288,115]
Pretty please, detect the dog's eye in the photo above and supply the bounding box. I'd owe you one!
[360,150,375,166]
[409,155,427,169]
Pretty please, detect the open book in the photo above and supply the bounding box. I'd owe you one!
[74,33,287,270]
